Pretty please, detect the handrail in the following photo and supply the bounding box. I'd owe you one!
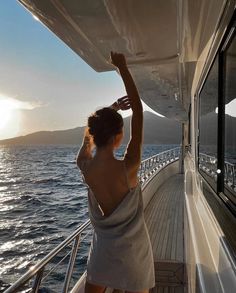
[199,153,236,191]
[5,220,91,293]
[139,147,180,183]
[5,147,180,293]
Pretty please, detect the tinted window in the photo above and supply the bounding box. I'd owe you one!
[224,35,236,203]
[199,56,218,191]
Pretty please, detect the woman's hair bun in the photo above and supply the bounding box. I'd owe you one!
[87,115,99,135]
[88,107,123,147]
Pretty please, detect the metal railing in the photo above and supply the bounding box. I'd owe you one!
[4,220,92,293]
[224,161,236,189]
[139,147,180,183]
[5,147,180,293]
[199,153,236,192]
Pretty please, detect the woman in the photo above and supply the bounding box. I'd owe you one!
[77,52,155,293]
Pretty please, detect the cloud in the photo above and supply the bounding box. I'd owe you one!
[0,95,43,110]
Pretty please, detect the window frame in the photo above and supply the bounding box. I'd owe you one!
[198,52,219,193]
[197,10,236,216]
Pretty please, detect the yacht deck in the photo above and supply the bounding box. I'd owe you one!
[144,174,186,293]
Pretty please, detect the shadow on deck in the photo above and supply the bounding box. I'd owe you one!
[144,174,187,293]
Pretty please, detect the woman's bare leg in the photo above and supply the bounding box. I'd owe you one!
[85,281,106,293]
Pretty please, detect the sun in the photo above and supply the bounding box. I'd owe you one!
[0,95,40,140]
[0,100,13,129]
[0,97,21,140]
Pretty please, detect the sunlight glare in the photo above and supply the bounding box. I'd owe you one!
[32,14,39,21]
[0,100,12,129]
[215,98,236,117]
[0,96,21,140]
[0,95,41,140]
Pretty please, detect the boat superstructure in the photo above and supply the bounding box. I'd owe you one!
[4,0,236,292]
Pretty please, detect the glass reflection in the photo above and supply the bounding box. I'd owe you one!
[199,55,218,190]
[224,35,236,201]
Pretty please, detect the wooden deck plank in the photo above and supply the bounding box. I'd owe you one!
[147,187,170,260]
[176,198,184,261]
[147,187,166,230]
[144,174,186,293]
[171,189,180,260]
[149,285,185,293]
[165,183,179,259]
[155,191,171,260]
[177,181,184,261]
[144,174,184,262]
[155,186,173,259]
[161,192,174,259]
[145,187,164,226]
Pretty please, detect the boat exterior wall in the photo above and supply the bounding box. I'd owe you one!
[184,3,236,292]
[184,154,236,293]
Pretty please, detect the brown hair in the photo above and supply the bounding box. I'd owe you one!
[88,107,123,148]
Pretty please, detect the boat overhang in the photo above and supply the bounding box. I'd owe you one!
[17,0,231,122]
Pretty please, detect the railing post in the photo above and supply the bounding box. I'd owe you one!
[233,165,235,188]
[31,268,44,293]
[62,236,80,293]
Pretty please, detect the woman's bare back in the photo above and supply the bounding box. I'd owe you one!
[83,157,138,217]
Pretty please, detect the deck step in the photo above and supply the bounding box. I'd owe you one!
[154,261,186,286]
[150,284,186,293]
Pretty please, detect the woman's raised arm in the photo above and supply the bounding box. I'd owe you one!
[110,52,143,171]
[76,127,93,171]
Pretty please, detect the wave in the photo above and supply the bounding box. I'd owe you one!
[60,182,85,188]
[1,195,42,206]
[0,177,63,187]
[0,180,25,186]
[32,178,61,184]
[46,160,75,165]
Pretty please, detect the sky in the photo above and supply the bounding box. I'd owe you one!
[0,1,158,140]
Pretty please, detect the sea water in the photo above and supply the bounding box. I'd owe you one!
[0,144,177,292]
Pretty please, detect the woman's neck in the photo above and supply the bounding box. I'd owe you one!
[95,145,115,160]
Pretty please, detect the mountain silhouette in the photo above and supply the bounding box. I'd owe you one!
[0,111,182,145]
[200,111,236,146]
[1,111,234,146]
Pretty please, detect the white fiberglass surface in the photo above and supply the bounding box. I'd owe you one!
[18,0,227,120]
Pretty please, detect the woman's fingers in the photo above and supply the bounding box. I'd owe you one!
[118,95,131,104]
[110,51,126,68]
[117,96,132,110]
[118,95,128,101]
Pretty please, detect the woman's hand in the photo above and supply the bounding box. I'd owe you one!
[84,127,94,148]
[76,127,94,169]
[110,95,131,111]
[118,95,131,110]
[110,51,127,69]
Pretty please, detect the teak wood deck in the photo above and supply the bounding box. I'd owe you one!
[144,174,186,293]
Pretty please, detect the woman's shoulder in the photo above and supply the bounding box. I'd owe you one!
[77,157,92,173]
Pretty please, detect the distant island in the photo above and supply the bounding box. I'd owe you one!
[0,111,181,145]
[1,111,234,146]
